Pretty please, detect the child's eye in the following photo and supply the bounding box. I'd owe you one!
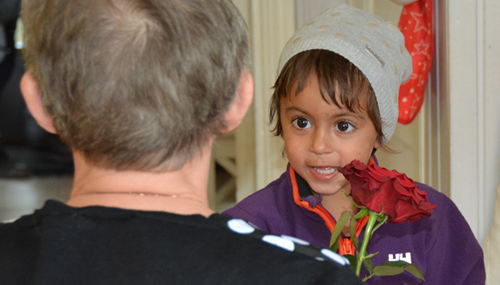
[335,121,354,132]
[292,117,311,129]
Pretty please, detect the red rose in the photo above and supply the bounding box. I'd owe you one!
[339,160,436,224]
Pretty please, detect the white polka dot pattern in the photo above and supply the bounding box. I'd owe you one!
[262,235,295,252]
[226,218,350,267]
[321,249,349,265]
[227,219,255,234]
[280,235,310,246]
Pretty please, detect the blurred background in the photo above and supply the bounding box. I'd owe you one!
[0,0,73,220]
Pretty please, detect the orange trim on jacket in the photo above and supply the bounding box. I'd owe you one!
[290,166,369,256]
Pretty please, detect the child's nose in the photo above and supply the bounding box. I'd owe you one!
[309,129,334,155]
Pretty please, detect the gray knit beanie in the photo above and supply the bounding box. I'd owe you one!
[277,4,412,144]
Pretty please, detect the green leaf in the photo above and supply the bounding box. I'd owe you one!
[364,252,379,260]
[343,192,361,209]
[375,212,386,222]
[381,260,409,267]
[343,254,357,271]
[372,265,405,276]
[353,207,370,220]
[363,257,373,274]
[403,264,425,281]
[349,207,369,248]
[329,211,351,249]
[371,215,388,237]
[349,214,358,249]
[351,236,359,251]
[362,274,375,283]
[379,261,426,281]
[330,240,339,253]
[376,209,385,217]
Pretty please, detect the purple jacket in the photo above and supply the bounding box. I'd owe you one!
[223,165,485,285]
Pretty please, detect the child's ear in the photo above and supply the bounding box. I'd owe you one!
[221,70,254,133]
[20,70,58,134]
[374,138,383,150]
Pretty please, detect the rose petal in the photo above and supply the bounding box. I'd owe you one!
[341,160,436,224]
[366,171,389,183]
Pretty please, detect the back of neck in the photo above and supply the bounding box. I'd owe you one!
[66,148,214,217]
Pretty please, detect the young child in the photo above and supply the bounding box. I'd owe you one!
[223,4,485,284]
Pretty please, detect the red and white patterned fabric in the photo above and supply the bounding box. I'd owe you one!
[397,0,434,124]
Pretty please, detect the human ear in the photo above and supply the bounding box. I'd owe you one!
[20,70,57,134]
[221,70,254,133]
[374,137,383,150]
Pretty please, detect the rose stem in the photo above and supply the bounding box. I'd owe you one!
[355,210,378,276]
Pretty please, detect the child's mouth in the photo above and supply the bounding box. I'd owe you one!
[312,167,337,175]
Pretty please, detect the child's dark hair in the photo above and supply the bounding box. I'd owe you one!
[270,49,384,145]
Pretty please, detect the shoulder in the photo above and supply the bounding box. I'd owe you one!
[369,182,485,283]
[222,170,292,223]
[412,182,485,283]
[0,213,38,239]
[411,182,469,231]
[415,182,446,203]
[217,216,363,284]
[382,181,480,251]
[416,182,484,261]
[0,214,39,282]
[414,182,466,222]
[220,215,340,263]
[243,170,291,202]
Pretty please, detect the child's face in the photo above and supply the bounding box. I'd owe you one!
[280,74,382,197]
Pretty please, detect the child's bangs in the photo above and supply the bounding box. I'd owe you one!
[304,50,370,114]
[279,50,370,114]
[270,49,380,140]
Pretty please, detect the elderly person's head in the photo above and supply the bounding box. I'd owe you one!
[21,0,250,171]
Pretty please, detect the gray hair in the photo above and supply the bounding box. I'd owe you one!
[21,0,251,170]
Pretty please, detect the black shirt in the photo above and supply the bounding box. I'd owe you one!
[0,200,363,285]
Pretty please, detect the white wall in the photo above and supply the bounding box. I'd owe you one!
[445,0,500,244]
[482,0,500,245]
[296,0,347,28]
[232,1,295,194]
